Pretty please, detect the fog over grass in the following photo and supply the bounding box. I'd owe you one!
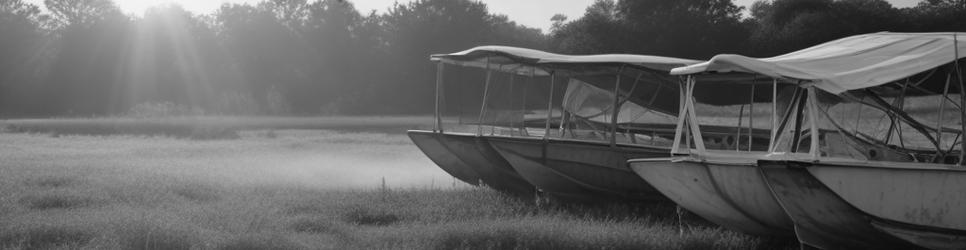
[0,117,794,249]
[0,126,459,191]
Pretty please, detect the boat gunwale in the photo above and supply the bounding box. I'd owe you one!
[628,150,768,166]
[483,132,671,152]
[757,152,966,172]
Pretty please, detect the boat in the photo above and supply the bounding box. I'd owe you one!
[627,68,796,237]
[418,46,712,202]
[665,32,966,249]
[409,46,571,196]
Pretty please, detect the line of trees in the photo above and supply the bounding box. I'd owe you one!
[0,0,964,117]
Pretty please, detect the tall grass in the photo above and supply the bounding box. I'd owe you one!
[0,119,794,249]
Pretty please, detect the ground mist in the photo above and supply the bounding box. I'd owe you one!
[0,117,794,249]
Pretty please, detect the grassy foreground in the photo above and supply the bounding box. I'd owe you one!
[0,117,794,249]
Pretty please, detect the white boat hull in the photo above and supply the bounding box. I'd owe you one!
[805,161,966,249]
[758,159,919,249]
[629,152,793,237]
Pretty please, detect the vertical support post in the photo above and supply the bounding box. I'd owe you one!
[954,33,966,165]
[478,57,492,136]
[671,77,688,155]
[610,66,625,146]
[686,77,706,151]
[559,76,569,138]
[936,73,951,156]
[521,67,533,136]
[748,85,755,151]
[769,79,778,152]
[736,104,744,152]
[808,86,821,161]
[544,71,556,140]
[559,110,568,137]
[508,72,516,135]
[434,62,444,132]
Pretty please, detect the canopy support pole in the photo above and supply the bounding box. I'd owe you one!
[791,87,807,153]
[686,77,706,151]
[954,33,966,166]
[478,57,492,136]
[559,110,568,137]
[434,62,444,133]
[884,80,909,146]
[627,72,644,143]
[769,79,777,153]
[611,66,625,146]
[736,105,744,152]
[772,88,803,153]
[672,77,688,154]
[749,84,756,151]
[808,86,821,160]
[522,67,533,136]
[935,72,952,162]
[508,72,516,135]
[544,72,556,141]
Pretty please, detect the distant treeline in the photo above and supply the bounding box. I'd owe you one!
[0,0,964,117]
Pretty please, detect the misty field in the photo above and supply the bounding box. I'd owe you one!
[0,117,792,249]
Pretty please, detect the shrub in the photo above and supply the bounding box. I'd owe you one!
[128,102,202,118]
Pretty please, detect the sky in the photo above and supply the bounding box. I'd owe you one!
[26,0,924,32]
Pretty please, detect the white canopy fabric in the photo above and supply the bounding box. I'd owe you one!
[562,78,675,124]
[431,45,699,75]
[672,32,966,94]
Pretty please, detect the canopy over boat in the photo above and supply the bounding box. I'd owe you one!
[431,45,700,75]
[432,45,698,119]
[672,32,966,94]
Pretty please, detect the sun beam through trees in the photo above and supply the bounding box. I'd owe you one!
[0,0,964,117]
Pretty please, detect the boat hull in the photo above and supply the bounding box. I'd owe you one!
[805,162,966,249]
[871,220,966,250]
[407,130,535,196]
[488,136,666,201]
[758,160,917,249]
[439,133,536,196]
[629,153,793,237]
[408,130,481,186]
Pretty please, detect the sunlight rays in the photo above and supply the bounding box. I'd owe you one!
[120,5,228,113]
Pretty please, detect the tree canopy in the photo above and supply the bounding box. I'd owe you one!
[0,0,964,116]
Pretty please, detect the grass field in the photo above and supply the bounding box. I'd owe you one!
[0,116,793,249]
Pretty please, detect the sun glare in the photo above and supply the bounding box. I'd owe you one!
[112,0,259,16]
[115,0,174,15]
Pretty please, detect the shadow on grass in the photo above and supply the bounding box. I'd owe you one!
[288,218,339,234]
[28,176,78,188]
[19,193,101,210]
[343,206,400,226]
[170,185,222,203]
[217,233,307,250]
[0,225,96,249]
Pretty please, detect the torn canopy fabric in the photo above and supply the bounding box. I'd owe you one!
[562,78,675,125]
[672,32,966,94]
